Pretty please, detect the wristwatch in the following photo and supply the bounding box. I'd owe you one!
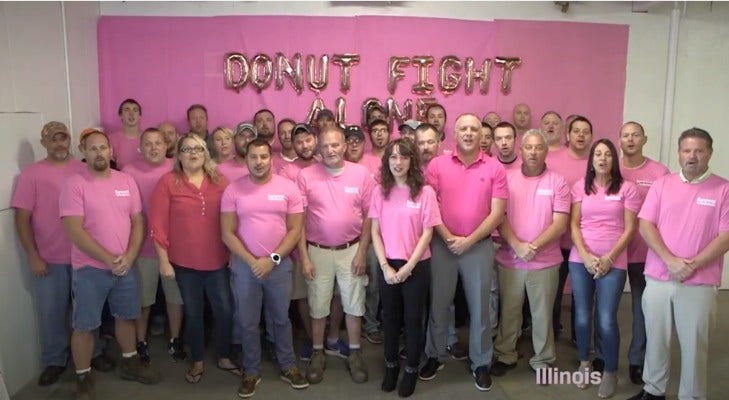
[270,253,282,265]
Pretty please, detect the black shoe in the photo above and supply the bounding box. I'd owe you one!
[38,366,65,386]
[472,365,492,391]
[136,341,150,365]
[591,357,605,373]
[629,364,644,385]
[446,343,468,361]
[418,358,443,381]
[75,371,95,400]
[168,338,187,362]
[626,389,666,400]
[381,364,399,392]
[90,353,116,372]
[398,368,418,398]
[490,360,517,377]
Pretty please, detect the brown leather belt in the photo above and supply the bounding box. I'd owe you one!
[307,237,360,251]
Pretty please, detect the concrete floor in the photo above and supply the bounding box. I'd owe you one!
[13,292,729,400]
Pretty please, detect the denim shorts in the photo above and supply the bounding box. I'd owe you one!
[72,266,141,331]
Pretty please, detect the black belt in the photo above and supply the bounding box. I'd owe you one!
[307,237,360,250]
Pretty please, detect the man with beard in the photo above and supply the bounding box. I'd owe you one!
[122,128,185,365]
[221,139,308,397]
[12,122,89,386]
[398,120,419,143]
[273,118,297,173]
[218,123,256,182]
[187,104,213,157]
[109,99,143,168]
[298,127,374,385]
[540,111,564,152]
[512,103,532,137]
[254,109,277,149]
[493,122,521,171]
[344,125,381,181]
[158,122,179,158]
[425,104,447,141]
[60,130,160,399]
[368,119,391,160]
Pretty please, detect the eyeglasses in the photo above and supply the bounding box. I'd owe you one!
[346,138,363,145]
[180,146,205,154]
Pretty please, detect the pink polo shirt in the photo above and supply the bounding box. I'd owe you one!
[297,161,375,246]
[425,150,508,237]
[123,158,174,258]
[109,132,142,169]
[11,159,85,264]
[548,148,589,249]
[368,185,442,261]
[221,174,303,258]
[639,173,729,286]
[217,158,249,183]
[619,158,670,263]
[496,168,571,269]
[149,171,230,271]
[59,169,143,270]
[568,179,642,269]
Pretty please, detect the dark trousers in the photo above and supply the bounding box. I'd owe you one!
[552,248,576,339]
[380,258,431,369]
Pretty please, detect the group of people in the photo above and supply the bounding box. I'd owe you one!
[12,98,728,400]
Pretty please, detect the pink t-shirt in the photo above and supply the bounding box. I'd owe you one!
[272,153,297,175]
[221,174,304,258]
[639,173,729,286]
[109,132,142,169]
[498,157,522,171]
[123,158,174,257]
[425,150,509,237]
[496,168,571,270]
[279,158,317,182]
[568,178,642,269]
[359,152,383,182]
[297,161,375,246]
[59,169,143,270]
[217,158,249,183]
[548,147,589,249]
[368,185,442,261]
[11,159,86,264]
[620,158,670,263]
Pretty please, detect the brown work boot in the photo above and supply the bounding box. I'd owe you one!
[120,355,161,384]
[347,348,368,383]
[306,350,326,384]
[75,371,95,400]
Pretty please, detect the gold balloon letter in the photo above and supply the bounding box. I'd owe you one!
[465,57,492,95]
[411,55,435,96]
[275,52,303,95]
[251,54,273,93]
[224,53,249,92]
[388,56,410,95]
[438,55,463,96]
[307,55,329,94]
[495,57,522,95]
[332,54,360,94]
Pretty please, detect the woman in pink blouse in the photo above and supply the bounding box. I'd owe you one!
[150,133,238,383]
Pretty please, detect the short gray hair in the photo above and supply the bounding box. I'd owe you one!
[521,128,547,148]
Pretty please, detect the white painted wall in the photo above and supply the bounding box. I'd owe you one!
[1,0,727,394]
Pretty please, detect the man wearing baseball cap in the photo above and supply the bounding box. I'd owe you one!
[218,123,257,183]
[398,120,420,142]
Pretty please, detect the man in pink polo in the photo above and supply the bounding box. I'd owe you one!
[221,138,308,397]
[617,121,670,385]
[12,121,90,386]
[419,113,508,392]
[122,127,185,365]
[297,127,375,385]
[629,128,729,400]
[109,98,143,168]
[548,115,593,340]
[491,130,570,376]
[60,130,160,399]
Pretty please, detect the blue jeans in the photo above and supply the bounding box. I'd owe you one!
[174,264,233,362]
[231,257,295,375]
[568,262,626,373]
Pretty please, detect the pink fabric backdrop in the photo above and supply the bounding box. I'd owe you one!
[98,16,628,150]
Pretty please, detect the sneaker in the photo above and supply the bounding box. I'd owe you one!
[473,365,492,391]
[90,353,116,372]
[120,355,161,384]
[398,367,418,398]
[347,349,368,383]
[38,365,65,386]
[136,341,150,365]
[626,389,666,400]
[306,350,326,384]
[324,338,350,359]
[418,358,443,381]
[446,342,468,361]
[168,338,187,362]
[381,363,399,392]
[75,371,95,400]
[363,330,384,344]
[300,339,313,362]
[280,366,309,389]
[237,374,261,398]
[489,360,517,377]
[629,364,644,385]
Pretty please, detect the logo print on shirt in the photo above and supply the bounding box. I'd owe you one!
[406,200,422,209]
[268,194,285,201]
[635,180,654,187]
[344,187,360,194]
[115,189,130,197]
[604,195,622,201]
[696,197,716,207]
[536,189,554,196]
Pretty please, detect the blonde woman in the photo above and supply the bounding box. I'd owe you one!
[211,126,236,164]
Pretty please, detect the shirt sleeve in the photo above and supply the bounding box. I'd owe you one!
[58,176,85,217]
[491,162,509,200]
[719,183,729,233]
[361,170,376,213]
[553,174,572,214]
[571,179,585,203]
[149,174,172,250]
[296,170,308,208]
[637,176,664,224]
[622,181,643,213]
[367,186,383,219]
[421,185,443,228]
[10,169,36,211]
[127,174,143,215]
[287,180,304,214]
[220,184,237,213]
[424,158,439,193]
